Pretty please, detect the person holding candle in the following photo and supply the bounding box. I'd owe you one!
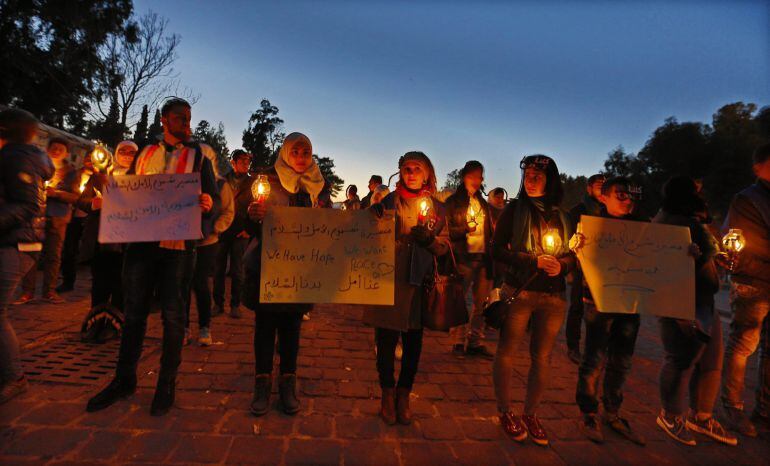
[444,161,494,359]
[565,174,605,364]
[15,138,79,305]
[87,98,221,416]
[490,154,575,446]
[652,176,737,446]
[0,108,54,404]
[214,150,255,319]
[242,132,332,417]
[571,177,646,446]
[719,142,770,437]
[77,140,137,311]
[56,155,94,294]
[364,151,449,426]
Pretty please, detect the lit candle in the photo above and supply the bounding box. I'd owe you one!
[90,145,112,171]
[251,174,271,203]
[467,205,477,228]
[721,228,746,272]
[418,198,431,225]
[541,228,562,256]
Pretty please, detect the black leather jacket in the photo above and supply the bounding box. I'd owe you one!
[0,143,55,246]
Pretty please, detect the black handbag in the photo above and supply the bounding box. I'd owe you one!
[422,243,468,331]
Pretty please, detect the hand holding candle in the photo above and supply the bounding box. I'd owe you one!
[418,197,434,229]
[252,174,271,203]
[721,228,745,272]
[90,145,112,172]
[467,204,477,231]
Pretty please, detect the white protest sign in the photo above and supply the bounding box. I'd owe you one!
[578,215,695,319]
[98,174,202,243]
[260,207,395,305]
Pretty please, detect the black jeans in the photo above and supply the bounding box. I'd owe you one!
[185,243,218,329]
[375,327,423,390]
[116,243,190,381]
[253,311,303,375]
[566,269,584,351]
[91,247,124,309]
[659,313,723,416]
[60,216,85,287]
[576,306,640,414]
[214,236,248,308]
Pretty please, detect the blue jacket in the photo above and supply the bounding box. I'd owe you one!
[0,143,55,246]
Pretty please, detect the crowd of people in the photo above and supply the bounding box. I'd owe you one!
[1,100,769,450]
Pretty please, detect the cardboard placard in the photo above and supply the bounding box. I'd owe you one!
[577,215,695,319]
[98,174,202,243]
[260,207,395,305]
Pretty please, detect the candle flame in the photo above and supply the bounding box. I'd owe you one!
[722,229,746,253]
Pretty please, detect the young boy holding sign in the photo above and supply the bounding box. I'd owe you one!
[571,177,647,445]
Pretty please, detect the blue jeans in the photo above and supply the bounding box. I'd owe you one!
[116,243,191,380]
[576,306,640,414]
[0,248,35,382]
[722,282,770,415]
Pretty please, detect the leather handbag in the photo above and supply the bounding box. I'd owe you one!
[422,243,468,331]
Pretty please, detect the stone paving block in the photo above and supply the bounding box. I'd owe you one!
[220,410,260,435]
[442,384,478,402]
[226,437,284,465]
[342,439,399,466]
[168,407,227,433]
[400,441,459,466]
[459,419,502,441]
[419,417,465,440]
[117,431,181,463]
[175,388,229,409]
[300,379,337,397]
[548,418,587,441]
[297,414,333,438]
[74,430,132,461]
[412,383,444,400]
[4,427,90,459]
[16,402,84,427]
[335,415,381,439]
[255,413,297,437]
[500,441,568,466]
[117,406,173,430]
[0,400,41,425]
[168,434,232,464]
[355,398,381,416]
[338,381,372,398]
[284,439,342,466]
[452,441,511,466]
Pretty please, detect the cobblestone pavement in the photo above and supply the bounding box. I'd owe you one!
[1,272,768,465]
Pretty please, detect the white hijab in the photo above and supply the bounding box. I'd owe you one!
[274,132,325,206]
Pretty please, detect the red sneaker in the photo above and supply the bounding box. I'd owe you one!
[499,412,528,442]
[522,414,549,446]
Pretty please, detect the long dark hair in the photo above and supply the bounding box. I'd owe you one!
[516,154,564,208]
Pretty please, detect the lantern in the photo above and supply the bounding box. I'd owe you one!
[721,228,746,272]
[252,174,271,203]
[467,204,477,228]
[90,145,112,172]
[541,228,562,256]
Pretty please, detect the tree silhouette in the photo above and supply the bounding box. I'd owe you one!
[194,120,231,176]
[133,105,149,144]
[242,99,285,168]
[314,155,344,197]
[147,109,162,143]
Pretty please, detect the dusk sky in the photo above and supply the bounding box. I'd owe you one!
[135,0,768,199]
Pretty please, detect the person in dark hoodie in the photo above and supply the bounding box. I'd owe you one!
[0,108,54,404]
[720,142,770,437]
[242,132,332,417]
[492,155,576,446]
[445,160,494,359]
[565,174,605,364]
[86,98,221,417]
[653,176,737,447]
[572,177,646,446]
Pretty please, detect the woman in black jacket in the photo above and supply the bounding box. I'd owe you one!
[242,132,332,417]
[444,160,494,358]
[0,108,54,404]
[491,155,575,446]
[654,176,737,446]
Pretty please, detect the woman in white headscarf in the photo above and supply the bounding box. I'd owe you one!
[242,132,331,417]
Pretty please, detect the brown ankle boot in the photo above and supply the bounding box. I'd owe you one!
[396,387,412,425]
[380,388,396,425]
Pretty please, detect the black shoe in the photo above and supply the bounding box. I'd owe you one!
[567,348,581,365]
[250,374,272,417]
[279,373,300,415]
[86,375,136,412]
[55,283,74,294]
[150,377,175,416]
[750,409,770,431]
[466,344,494,360]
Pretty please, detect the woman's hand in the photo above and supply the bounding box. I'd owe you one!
[248,201,268,222]
[411,225,435,247]
[91,197,102,211]
[715,252,736,270]
[199,193,213,213]
[537,255,562,277]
